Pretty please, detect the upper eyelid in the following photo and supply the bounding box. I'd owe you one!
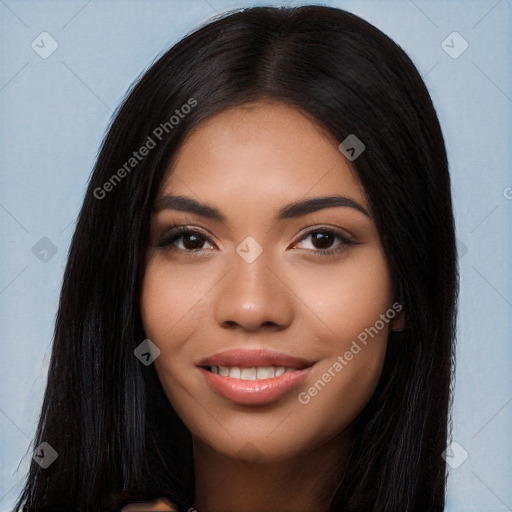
[157,226,215,247]
[158,225,214,239]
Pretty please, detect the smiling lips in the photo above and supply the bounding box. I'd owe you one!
[197,349,315,405]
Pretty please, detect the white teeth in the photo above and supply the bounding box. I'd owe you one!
[275,366,286,377]
[229,366,241,379]
[209,366,296,380]
[256,366,275,379]
[241,367,257,380]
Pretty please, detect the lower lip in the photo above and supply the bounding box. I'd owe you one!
[199,367,312,405]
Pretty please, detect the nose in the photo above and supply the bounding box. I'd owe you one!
[212,250,294,333]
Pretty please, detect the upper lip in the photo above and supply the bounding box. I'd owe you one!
[196,349,315,369]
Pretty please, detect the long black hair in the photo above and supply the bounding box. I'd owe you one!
[15,5,458,511]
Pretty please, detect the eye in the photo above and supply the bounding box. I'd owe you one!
[156,225,358,257]
[156,226,215,252]
[291,228,357,256]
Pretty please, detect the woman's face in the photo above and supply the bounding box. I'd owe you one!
[140,100,400,463]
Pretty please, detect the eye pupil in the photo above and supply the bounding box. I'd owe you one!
[311,231,334,249]
[183,234,203,250]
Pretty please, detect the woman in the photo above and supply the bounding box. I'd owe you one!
[15,5,458,511]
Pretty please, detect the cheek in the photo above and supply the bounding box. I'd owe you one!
[291,246,394,344]
[139,258,217,410]
[139,257,215,345]
[285,248,393,437]
[289,346,386,457]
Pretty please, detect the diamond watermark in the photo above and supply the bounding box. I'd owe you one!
[134,338,161,365]
[236,236,263,263]
[32,442,58,468]
[31,32,59,59]
[338,134,365,161]
[441,441,469,469]
[441,32,468,59]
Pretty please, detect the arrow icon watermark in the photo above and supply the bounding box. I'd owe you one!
[134,339,161,365]
[338,134,365,161]
[32,442,58,468]
[236,236,263,263]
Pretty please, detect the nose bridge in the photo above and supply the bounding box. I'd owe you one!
[213,240,293,331]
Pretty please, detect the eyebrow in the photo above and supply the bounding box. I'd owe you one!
[153,194,371,220]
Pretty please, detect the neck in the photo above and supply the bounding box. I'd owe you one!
[192,430,353,512]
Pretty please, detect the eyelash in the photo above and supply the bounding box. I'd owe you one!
[156,225,358,257]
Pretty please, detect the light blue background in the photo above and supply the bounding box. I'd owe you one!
[1,1,511,510]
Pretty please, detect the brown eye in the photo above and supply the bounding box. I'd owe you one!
[293,228,357,256]
[157,227,215,252]
[310,231,337,250]
[181,233,207,250]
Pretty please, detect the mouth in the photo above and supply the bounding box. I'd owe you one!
[197,349,315,405]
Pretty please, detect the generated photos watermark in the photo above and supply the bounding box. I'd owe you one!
[94,97,197,200]
[298,301,403,405]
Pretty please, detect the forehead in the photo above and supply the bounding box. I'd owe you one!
[160,100,367,207]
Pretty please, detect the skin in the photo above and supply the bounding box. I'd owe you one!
[136,100,404,512]
[121,499,178,511]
